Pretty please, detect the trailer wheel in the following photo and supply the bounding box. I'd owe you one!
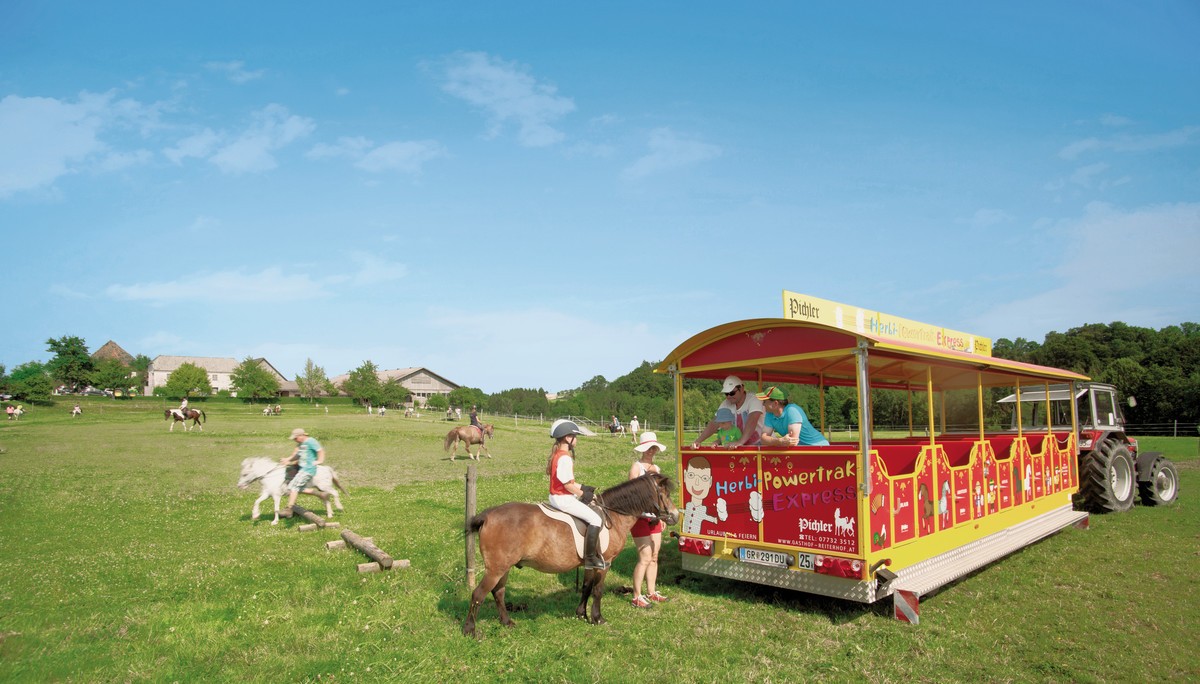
[1079,441,1136,513]
[1138,457,1180,506]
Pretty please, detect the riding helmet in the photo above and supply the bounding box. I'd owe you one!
[550,419,595,439]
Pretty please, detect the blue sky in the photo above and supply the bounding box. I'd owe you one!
[2,2,1198,393]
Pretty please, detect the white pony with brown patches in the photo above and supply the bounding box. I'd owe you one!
[236,456,345,525]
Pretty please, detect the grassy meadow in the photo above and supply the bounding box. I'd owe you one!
[0,398,1197,683]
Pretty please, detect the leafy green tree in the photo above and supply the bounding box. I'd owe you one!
[448,387,487,411]
[129,354,151,391]
[295,358,331,401]
[491,387,550,416]
[341,361,383,406]
[91,359,134,393]
[231,357,281,401]
[45,335,93,389]
[380,378,409,408]
[8,361,54,404]
[165,363,212,399]
[425,392,450,412]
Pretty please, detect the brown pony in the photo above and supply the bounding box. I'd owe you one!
[165,408,206,432]
[462,472,679,637]
[445,424,494,460]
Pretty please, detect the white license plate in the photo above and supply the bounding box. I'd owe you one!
[739,548,790,568]
[796,553,815,571]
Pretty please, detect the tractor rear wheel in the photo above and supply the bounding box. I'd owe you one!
[1078,440,1136,513]
[1138,457,1180,506]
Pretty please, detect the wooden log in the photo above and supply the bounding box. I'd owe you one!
[357,559,411,573]
[325,540,346,551]
[299,523,319,532]
[291,505,325,528]
[341,529,394,569]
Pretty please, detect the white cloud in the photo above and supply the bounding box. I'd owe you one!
[1058,125,1200,160]
[98,254,408,305]
[306,136,374,160]
[621,127,722,180]
[105,267,329,304]
[345,252,408,285]
[1069,162,1109,188]
[306,136,444,174]
[967,208,1011,229]
[0,91,158,198]
[164,129,221,164]
[95,149,153,172]
[208,104,316,174]
[1099,114,1133,127]
[439,51,575,147]
[356,140,445,173]
[973,202,1200,337]
[205,60,266,84]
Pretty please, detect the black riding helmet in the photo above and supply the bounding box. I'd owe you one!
[550,419,596,439]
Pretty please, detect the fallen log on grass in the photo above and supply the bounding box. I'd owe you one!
[292,505,341,532]
[341,529,394,570]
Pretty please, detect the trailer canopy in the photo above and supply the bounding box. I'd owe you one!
[655,318,1087,390]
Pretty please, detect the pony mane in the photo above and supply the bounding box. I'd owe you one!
[598,473,674,516]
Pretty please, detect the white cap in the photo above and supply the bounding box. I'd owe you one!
[721,375,743,393]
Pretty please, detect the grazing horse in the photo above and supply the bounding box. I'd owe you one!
[165,408,206,432]
[445,424,494,461]
[462,473,679,637]
[236,456,346,525]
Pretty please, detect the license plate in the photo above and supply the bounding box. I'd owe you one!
[796,553,815,571]
[739,548,790,568]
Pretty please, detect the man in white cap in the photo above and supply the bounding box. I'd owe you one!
[280,428,326,513]
[689,375,763,449]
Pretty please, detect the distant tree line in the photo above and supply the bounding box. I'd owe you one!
[5,323,1195,430]
[991,322,1199,426]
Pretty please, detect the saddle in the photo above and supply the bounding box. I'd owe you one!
[536,504,611,559]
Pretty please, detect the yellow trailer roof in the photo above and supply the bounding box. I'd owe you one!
[656,318,1087,391]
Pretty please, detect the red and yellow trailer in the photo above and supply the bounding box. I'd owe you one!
[657,293,1089,621]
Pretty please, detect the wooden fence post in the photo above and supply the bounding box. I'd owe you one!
[465,464,477,588]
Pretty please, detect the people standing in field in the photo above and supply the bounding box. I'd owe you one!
[757,386,830,447]
[546,419,606,569]
[629,415,640,443]
[5,404,13,420]
[280,428,326,512]
[72,404,82,417]
[629,431,670,608]
[690,375,763,448]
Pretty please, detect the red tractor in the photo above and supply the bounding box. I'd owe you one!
[1002,382,1180,512]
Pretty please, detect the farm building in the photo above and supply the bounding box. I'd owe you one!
[329,367,459,406]
[145,356,300,397]
[90,340,135,365]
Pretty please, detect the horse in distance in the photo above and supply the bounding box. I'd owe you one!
[165,408,206,432]
[445,424,494,461]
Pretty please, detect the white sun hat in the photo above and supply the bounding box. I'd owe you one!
[634,431,667,453]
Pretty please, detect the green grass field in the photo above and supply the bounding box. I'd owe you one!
[1,400,1197,683]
